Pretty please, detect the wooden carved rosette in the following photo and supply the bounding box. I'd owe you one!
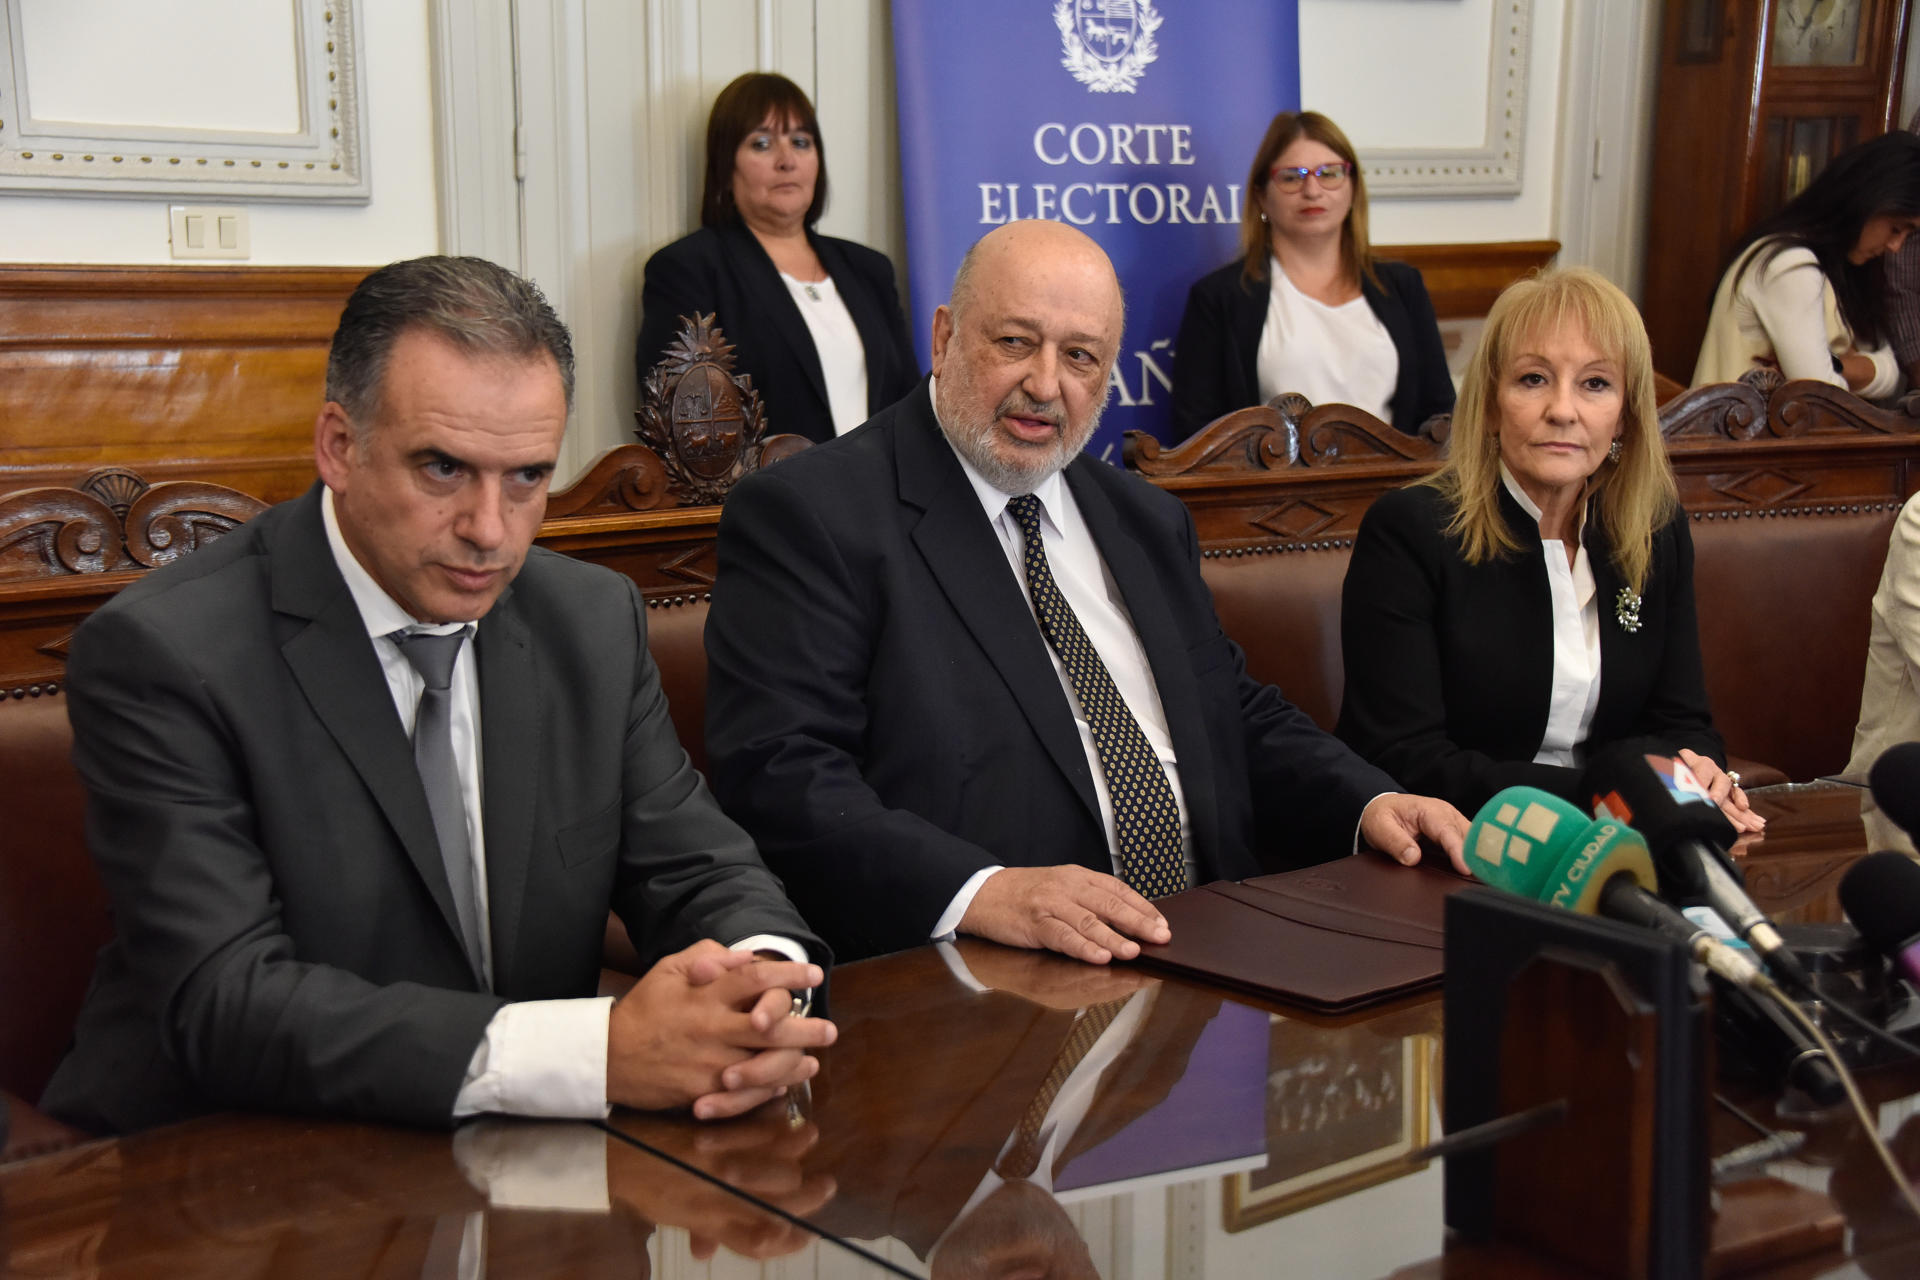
[0,469,265,582]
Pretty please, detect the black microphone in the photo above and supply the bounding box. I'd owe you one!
[1466,787,1841,1104]
[1581,741,1813,993]
[1839,851,1920,989]
[1867,742,1920,837]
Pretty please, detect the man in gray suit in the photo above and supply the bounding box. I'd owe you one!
[42,256,832,1135]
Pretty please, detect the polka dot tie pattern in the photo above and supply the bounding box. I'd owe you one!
[1006,495,1186,899]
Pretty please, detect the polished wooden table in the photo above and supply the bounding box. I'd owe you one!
[4,783,1918,1279]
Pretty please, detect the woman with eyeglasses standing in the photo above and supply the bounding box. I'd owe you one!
[1169,110,1453,439]
[636,72,918,443]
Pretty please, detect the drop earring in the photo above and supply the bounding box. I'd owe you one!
[1608,438,1622,463]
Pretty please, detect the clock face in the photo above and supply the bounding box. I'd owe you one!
[1772,0,1864,67]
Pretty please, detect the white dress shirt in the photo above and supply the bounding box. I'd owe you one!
[1498,467,1603,766]
[321,489,802,1120]
[780,271,870,435]
[1254,257,1398,421]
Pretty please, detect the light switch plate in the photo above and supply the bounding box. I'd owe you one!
[168,205,250,260]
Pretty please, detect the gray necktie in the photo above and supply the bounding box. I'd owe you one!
[392,628,485,984]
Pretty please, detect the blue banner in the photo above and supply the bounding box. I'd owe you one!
[893,1,1300,458]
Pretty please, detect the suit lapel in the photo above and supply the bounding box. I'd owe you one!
[1067,464,1225,872]
[269,489,472,962]
[726,223,831,419]
[476,591,540,991]
[895,394,1104,829]
[1228,274,1266,404]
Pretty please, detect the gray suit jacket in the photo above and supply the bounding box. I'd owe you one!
[42,485,818,1134]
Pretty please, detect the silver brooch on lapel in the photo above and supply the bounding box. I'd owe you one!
[1615,587,1643,634]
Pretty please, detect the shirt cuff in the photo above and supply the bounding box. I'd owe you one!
[452,998,614,1120]
[1354,792,1397,856]
[1864,346,1903,401]
[729,933,807,966]
[932,866,1004,939]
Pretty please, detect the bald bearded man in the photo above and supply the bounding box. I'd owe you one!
[704,221,1467,963]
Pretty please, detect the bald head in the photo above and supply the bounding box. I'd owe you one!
[930,223,1125,494]
[947,220,1125,335]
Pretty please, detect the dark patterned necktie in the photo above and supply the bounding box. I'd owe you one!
[996,997,1131,1180]
[392,627,486,984]
[1005,494,1185,898]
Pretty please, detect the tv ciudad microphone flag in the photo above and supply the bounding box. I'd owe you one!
[1465,787,1763,989]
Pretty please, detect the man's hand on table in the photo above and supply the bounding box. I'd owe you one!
[1361,793,1472,875]
[607,939,835,1120]
[960,865,1171,964]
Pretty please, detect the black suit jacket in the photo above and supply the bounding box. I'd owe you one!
[636,223,920,443]
[1335,482,1725,817]
[1168,257,1454,440]
[42,486,819,1135]
[703,382,1397,961]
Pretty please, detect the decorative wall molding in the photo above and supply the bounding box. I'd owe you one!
[0,0,370,201]
[1362,0,1531,198]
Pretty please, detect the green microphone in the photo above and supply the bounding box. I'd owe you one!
[1465,788,1763,989]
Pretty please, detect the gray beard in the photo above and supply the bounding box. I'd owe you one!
[938,391,1103,495]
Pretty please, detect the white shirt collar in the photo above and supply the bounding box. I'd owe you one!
[929,373,1071,530]
[1499,462,1588,544]
[321,486,466,638]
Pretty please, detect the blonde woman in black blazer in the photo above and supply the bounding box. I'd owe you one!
[636,73,918,443]
[1336,268,1761,832]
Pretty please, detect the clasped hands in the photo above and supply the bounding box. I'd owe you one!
[607,939,835,1120]
[959,793,1471,965]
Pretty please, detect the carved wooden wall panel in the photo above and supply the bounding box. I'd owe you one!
[1140,383,1920,553]
[0,264,366,504]
[1375,240,1560,320]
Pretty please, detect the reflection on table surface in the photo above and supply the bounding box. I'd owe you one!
[0,1112,892,1278]
[6,788,1920,1278]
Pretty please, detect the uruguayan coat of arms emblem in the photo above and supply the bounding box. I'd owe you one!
[1053,0,1162,94]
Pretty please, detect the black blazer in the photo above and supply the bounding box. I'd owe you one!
[636,223,920,443]
[1169,257,1454,440]
[1335,483,1725,818]
[41,486,819,1134]
[703,381,1398,961]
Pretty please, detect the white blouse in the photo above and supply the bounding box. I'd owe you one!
[1500,466,1603,767]
[780,272,869,435]
[1254,257,1398,421]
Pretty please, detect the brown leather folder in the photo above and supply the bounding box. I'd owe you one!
[1133,855,1474,1012]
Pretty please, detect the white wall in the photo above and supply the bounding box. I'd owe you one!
[1303,0,1567,245]
[0,0,439,265]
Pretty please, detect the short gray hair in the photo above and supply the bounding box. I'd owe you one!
[325,256,575,436]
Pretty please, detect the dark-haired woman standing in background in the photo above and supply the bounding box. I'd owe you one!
[636,72,918,442]
[1169,110,1453,440]
[1693,131,1920,400]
